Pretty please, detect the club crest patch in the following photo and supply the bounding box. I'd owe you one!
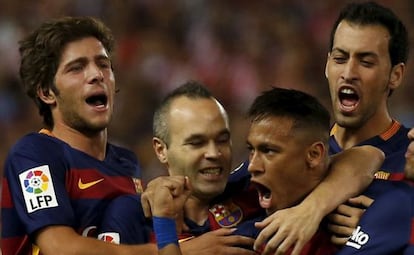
[19,165,58,213]
[98,232,120,244]
[209,201,243,227]
[374,171,390,180]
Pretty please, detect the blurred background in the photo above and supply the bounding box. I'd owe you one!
[0,0,413,184]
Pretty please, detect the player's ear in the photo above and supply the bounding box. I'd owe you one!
[306,141,326,169]
[389,62,405,90]
[152,137,168,164]
[324,52,330,79]
[37,86,57,105]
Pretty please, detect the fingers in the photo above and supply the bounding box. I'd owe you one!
[347,195,374,208]
[140,193,152,218]
[254,218,276,252]
[141,175,190,218]
[257,225,302,255]
[210,227,237,236]
[228,235,255,247]
[209,228,254,247]
[330,235,350,246]
[327,199,371,246]
[327,222,354,237]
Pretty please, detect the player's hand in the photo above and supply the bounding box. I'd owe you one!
[254,203,321,255]
[141,175,192,218]
[327,195,373,245]
[180,228,256,255]
[404,128,414,179]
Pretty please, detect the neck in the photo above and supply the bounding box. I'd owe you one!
[334,114,393,149]
[184,195,211,226]
[51,124,107,160]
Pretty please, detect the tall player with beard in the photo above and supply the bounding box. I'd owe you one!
[324,1,412,245]
[251,2,413,253]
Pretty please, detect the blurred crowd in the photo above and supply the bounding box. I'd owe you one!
[1,0,413,183]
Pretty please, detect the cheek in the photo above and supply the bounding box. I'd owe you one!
[168,151,198,176]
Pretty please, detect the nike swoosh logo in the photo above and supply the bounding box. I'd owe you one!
[78,178,104,190]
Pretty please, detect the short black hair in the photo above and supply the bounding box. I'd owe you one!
[153,80,213,144]
[248,87,331,143]
[329,1,409,66]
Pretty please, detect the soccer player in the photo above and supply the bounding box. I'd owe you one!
[233,86,342,254]
[0,16,160,255]
[324,1,412,244]
[101,81,259,255]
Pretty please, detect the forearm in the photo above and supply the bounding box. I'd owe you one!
[159,244,182,255]
[300,145,383,218]
[36,225,157,255]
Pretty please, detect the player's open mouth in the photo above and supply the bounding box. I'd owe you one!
[338,87,359,112]
[86,93,108,108]
[252,181,272,209]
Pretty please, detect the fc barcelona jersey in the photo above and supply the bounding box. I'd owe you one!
[233,215,339,255]
[1,131,142,255]
[329,120,410,199]
[98,162,265,245]
[336,180,414,254]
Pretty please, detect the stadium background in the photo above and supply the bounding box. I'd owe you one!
[0,0,413,183]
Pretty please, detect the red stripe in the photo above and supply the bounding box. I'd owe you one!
[388,173,406,181]
[1,236,33,255]
[66,168,137,199]
[1,177,13,208]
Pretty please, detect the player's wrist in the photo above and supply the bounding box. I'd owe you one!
[153,216,179,249]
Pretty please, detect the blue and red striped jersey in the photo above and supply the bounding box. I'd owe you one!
[336,180,414,254]
[1,131,143,255]
[329,120,410,186]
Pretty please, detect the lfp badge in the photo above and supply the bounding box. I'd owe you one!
[19,165,58,213]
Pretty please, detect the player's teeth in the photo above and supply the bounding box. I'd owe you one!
[202,168,220,174]
[340,88,355,94]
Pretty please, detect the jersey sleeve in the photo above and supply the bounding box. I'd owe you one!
[336,183,413,254]
[3,134,76,236]
[98,194,150,244]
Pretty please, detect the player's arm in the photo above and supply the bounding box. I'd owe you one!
[35,226,157,255]
[142,176,257,255]
[141,176,192,255]
[36,176,191,255]
[254,145,384,255]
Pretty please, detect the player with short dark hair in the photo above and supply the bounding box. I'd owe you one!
[325,1,412,245]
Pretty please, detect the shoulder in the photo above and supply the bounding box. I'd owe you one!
[6,132,69,166]
[107,143,139,163]
[368,180,414,213]
[106,143,141,177]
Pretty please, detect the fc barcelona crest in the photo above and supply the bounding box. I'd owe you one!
[374,171,390,180]
[209,201,243,227]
